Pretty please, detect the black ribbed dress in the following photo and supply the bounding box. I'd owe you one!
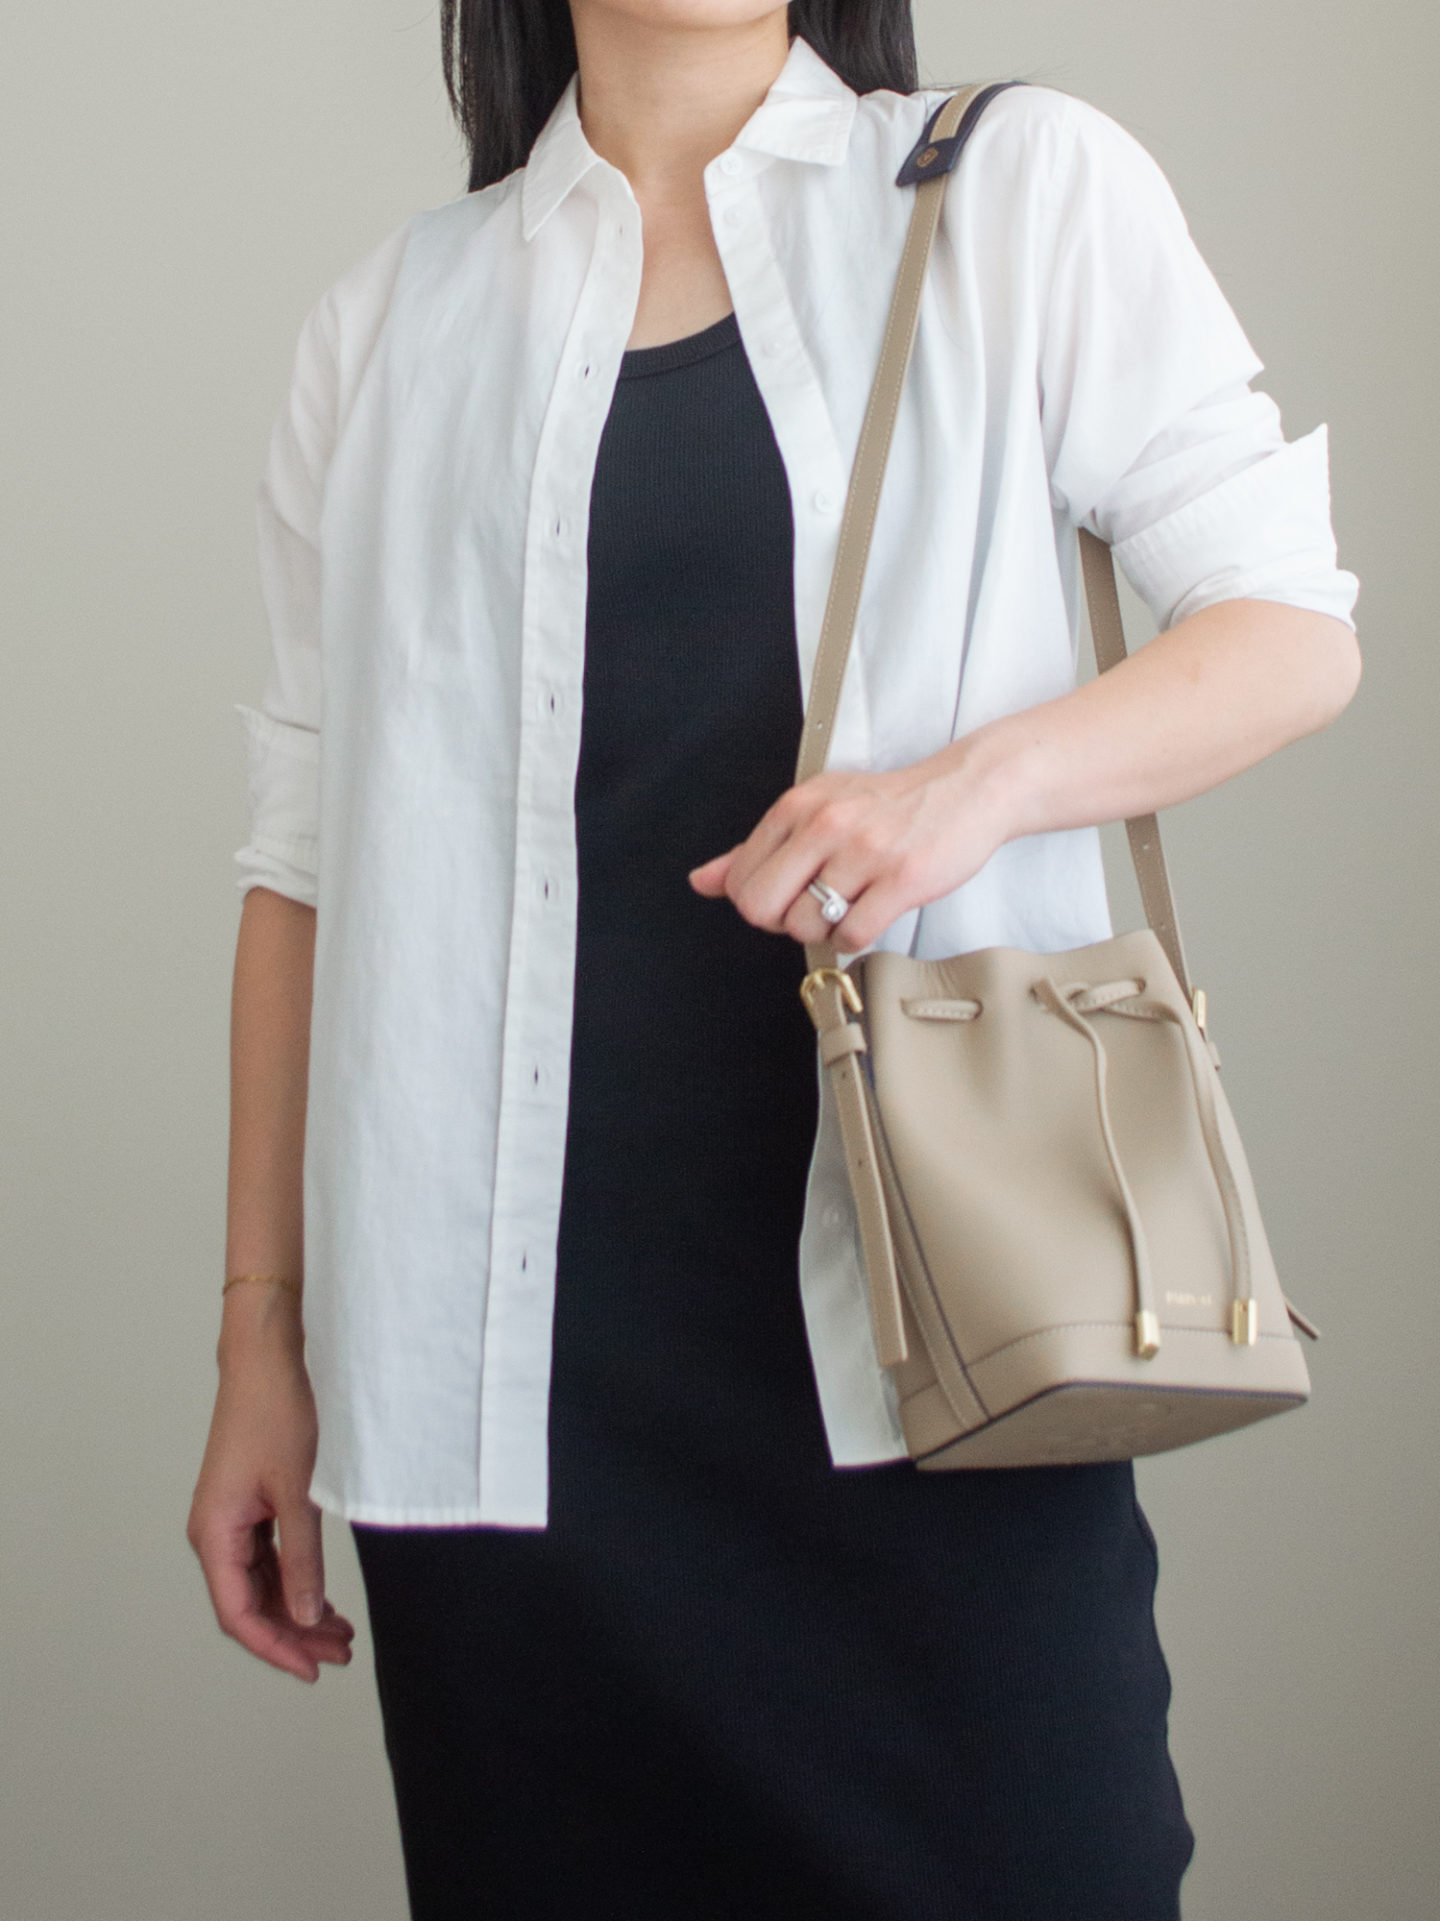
[352,313,1195,1920]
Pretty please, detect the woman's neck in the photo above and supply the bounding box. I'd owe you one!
[569,2,791,199]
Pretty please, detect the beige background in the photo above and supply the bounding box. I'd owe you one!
[1,3,1434,1916]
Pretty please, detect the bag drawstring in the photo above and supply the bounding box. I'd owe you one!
[1031,977,1257,1355]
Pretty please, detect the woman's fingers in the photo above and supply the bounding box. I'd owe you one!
[194,1508,355,1683]
[779,864,917,954]
[731,792,886,933]
[688,789,827,916]
[689,794,799,898]
[194,1512,316,1681]
[276,1503,357,1656]
[277,1493,326,1629]
[780,877,865,950]
[308,1600,359,1659]
[687,848,735,895]
[691,754,1000,950]
[271,1498,357,1662]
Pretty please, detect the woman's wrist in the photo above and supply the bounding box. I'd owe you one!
[217,1277,306,1370]
[919,717,1039,855]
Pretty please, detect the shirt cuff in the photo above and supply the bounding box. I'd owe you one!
[1112,425,1360,632]
[234,702,319,904]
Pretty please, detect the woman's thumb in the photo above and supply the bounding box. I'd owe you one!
[688,849,734,895]
[277,1495,326,1627]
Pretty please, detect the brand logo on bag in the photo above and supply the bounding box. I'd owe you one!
[1164,1290,1214,1307]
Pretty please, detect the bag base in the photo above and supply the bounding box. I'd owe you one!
[906,1376,1307,1470]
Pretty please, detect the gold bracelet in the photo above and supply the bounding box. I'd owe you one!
[222,1273,303,1298]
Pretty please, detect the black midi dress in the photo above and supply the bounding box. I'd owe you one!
[352,312,1195,1921]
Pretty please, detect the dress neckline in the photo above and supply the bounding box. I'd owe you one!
[618,311,740,380]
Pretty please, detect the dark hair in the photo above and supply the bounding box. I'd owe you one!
[441,2,918,192]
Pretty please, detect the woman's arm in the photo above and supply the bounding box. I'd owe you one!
[193,254,341,1676]
[188,234,406,1673]
[225,886,313,1288]
[187,887,354,1683]
[694,97,1361,954]
[970,597,1360,838]
[688,596,1360,953]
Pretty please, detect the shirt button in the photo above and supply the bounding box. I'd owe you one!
[824,1203,845,1229]
[813,488,839,514]
[719,153,742,177]
[723,206,744,229]
[764,335,786,357]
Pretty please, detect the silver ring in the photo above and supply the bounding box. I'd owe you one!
[807,878,851,925]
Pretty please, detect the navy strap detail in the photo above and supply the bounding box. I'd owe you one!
[894,81,1027,188]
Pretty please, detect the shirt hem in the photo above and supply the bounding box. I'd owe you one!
[309,1482,546,1529]
[827,1441,912,1469]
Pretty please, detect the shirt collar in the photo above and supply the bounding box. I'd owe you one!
[520,34,858,241]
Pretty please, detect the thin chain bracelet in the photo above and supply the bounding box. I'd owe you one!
[222,1273,303,1298]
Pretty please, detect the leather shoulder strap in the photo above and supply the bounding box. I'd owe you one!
[1078,529,1191,994]
[793,82,985,794]
[797,85,1193,1001]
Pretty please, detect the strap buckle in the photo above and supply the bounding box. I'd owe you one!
[800,966,864,1021]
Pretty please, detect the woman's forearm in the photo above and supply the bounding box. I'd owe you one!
[191,884,350,1680]
[960,599,1363,846]
[690,596,1361,953]
[220,886,316,1362]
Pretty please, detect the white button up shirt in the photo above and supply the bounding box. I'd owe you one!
[236,36,1357,1526]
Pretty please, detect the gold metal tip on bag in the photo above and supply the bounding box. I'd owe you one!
[1135,1311,1161,1359]
[1231,1298,1260,1346]
[800,966,864,1018]
[1191,987,1208,1034]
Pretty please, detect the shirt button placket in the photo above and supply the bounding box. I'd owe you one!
[510,193,625,1355]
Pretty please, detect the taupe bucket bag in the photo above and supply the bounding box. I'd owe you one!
[798,85,1317,1469]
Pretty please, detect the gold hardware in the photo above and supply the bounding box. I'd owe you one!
[917,145,939,168]
[1231,1297,1259,1346]
[800,966,864,1018]
[1135,1310,1161,1359]
[1191,986,1208,1034]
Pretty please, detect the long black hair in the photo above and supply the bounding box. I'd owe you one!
[440,1,918,192]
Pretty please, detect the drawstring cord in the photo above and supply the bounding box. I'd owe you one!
[1030,977,1257,1357]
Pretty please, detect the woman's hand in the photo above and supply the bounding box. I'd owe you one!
[688,600,1361,953]
[688,741,1015,954]
[187,1289,355,1684]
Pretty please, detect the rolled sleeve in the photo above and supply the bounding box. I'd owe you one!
[1111,419,1359,632]
[233,225,411,909]
[233,295,335,906]
[1039,97,1359,635]
[234,702,319,905]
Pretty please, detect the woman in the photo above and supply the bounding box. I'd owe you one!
[188,3,1361,1915]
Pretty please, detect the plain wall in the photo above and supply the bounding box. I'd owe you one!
[1,4,1434,1916]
